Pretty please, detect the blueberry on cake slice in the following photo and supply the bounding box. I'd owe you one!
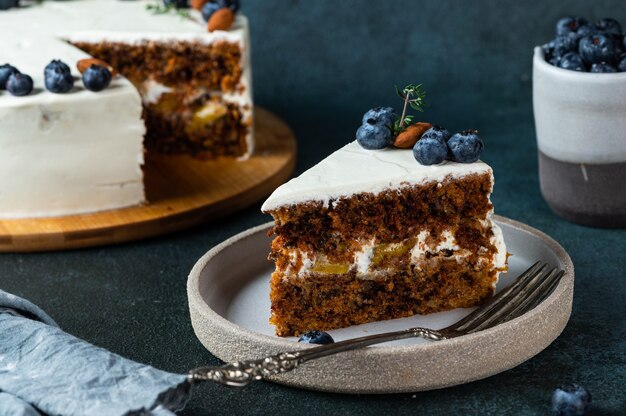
[262,85,507,336]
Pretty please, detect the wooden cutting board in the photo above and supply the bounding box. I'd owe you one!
[0,107,296,252]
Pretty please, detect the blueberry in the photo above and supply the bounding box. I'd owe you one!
[361,106,397,128]
[551,384,591,416]
[356,123,392,150]
[421,125,451,143]
[590,62,617,73]
[45,62,74,93]
[413,136,447,165]
[213,0,239,13]
[595,18,622,38]
[45,69,74,93]
[201,2,220,21]
[618,54,626,72]
[558,52,586,71]
[549,55,562,67]
[554,33,581,57]
[579,34,618,65]
[44,59,70,77]
[0,63,19,89]
[298,330,334,345]
[576,24,597,38]
[556,17,588,36]
[615,37,625,54]
[447,130,484,163]
[542,40,556,62]
[82,65,112,92]
[0,0,19,11]
[163,0,188,8]
[6,73,33,96]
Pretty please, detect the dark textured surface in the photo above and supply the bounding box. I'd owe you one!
[2,1,626,414]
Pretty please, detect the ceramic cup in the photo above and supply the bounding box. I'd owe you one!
[532,47,626,227]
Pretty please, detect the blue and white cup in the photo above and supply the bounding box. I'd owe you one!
[533,46,626,227]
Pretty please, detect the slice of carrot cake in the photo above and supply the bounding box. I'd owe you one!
[262,142,507,336]
[262,86,507,336]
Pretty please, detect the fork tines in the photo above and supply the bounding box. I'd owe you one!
[443,262,563,336]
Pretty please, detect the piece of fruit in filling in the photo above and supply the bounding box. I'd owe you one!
[186,101,229,135]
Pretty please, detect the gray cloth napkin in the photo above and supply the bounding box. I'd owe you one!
[0,290,191,416]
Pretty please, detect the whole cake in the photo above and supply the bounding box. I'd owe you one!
[0,0,252,218]
[262,86,507,336]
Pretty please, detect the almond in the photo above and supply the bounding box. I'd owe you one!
[77,58,118,77]
[208,8,234,32]
[191,0,209,10]
[393,122,433,148]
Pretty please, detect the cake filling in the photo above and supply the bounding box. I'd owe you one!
[278,223,505,280]
[72,39,250,158]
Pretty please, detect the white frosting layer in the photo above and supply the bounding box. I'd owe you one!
[491,223,507,271]
[262,141,493,211]
[0,33,146,218]
[141,80,173,105]
[0,0,252,218]
[355,240,376,276]
[410,230,460,266]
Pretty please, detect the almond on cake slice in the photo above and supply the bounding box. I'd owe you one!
[393,122,432,148]
[191,0,209,10]
[208,8,235,32]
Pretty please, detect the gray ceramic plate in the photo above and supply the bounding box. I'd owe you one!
[187,216,574,393]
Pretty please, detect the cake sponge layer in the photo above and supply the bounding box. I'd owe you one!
[270,260,498,337]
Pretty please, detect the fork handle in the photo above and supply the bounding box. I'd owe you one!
[187,327,446,387]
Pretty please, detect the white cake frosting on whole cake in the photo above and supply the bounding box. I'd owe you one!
[0,0,252,219]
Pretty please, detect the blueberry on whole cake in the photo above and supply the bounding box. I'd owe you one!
[0,0,253,219]
[262,85,507,336]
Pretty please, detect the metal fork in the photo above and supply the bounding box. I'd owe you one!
[188,262,564,387]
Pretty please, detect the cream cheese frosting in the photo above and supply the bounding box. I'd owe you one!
[0,0,252,218]
[262,141,493,211]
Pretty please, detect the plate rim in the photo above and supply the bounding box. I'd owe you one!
[187,215,574,392]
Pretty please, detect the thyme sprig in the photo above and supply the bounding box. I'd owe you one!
[392,84,427,135]
[146,2,191,19]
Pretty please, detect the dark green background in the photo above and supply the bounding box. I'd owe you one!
[3,1,626,414]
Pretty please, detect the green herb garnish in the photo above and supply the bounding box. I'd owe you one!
[392,83,427,135]
[146,2,191,19]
